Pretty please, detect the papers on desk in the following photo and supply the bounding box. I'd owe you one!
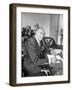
[54,49,62,54]
[47,55,54,64]
[56,55,63,61]
[47,54,63,64]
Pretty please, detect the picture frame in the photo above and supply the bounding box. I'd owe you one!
[9,3,70,86]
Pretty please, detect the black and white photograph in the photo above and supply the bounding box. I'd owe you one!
[9,4,70,86]
[21,13,63,77]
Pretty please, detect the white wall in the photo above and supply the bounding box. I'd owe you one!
[21,13,50,36]
[59,15,63,30]
[21,13,63,41]
[49,14,59,42]
[0,0,72,90]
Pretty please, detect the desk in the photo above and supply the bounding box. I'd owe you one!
[50,62,63,75]
[40,62,63,76]
[46,48,63,75]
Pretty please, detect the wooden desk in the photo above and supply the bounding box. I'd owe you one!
[40,62,63,76]
[50,62,63,75]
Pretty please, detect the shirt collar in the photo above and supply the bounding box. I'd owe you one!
[35,36,40,46]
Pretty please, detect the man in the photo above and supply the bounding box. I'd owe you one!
[23,27,49,76]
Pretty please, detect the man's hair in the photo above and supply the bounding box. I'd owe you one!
[34,27,45,35]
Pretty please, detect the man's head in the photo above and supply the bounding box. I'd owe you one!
[35,27,45,41]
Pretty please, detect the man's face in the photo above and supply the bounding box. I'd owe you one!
[36,29,44,41]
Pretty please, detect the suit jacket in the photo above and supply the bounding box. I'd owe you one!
[23,37,48,76]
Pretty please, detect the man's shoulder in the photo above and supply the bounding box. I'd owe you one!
[26,37,36,46]
[28,37,35,43]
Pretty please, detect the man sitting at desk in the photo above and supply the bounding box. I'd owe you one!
[23,27,49,76]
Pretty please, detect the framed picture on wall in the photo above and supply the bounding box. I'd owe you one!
[9,3,70,86]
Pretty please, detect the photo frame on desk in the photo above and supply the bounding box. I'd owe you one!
[9,3,70,86]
